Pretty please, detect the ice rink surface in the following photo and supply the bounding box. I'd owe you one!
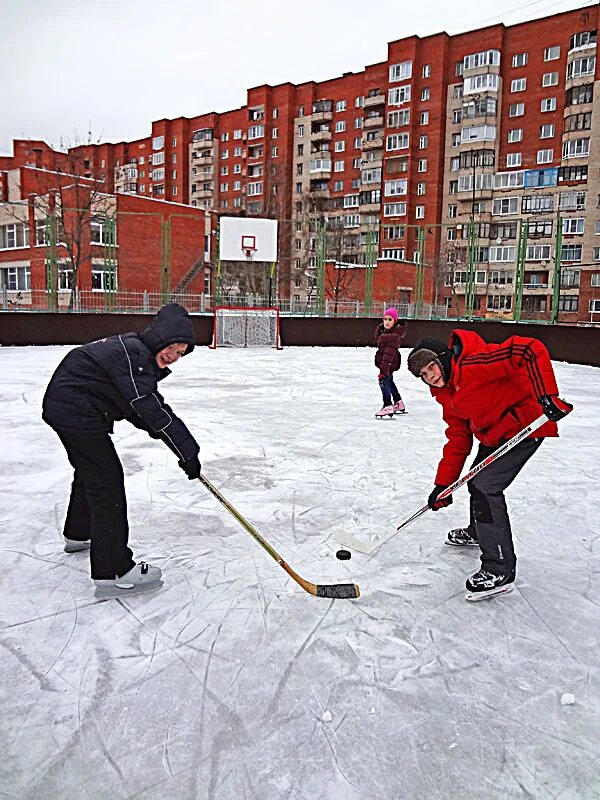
[1,342,599,800]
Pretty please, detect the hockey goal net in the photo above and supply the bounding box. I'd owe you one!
[210,306,282,349]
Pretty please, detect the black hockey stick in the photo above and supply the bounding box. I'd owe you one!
[198,474,360,599]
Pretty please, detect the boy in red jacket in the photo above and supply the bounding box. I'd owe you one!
[374,308,407,418]
[407,331,572,600]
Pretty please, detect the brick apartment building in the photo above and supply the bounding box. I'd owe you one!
[2,3,600,322]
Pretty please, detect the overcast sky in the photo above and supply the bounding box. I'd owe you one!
[1,0,597,154]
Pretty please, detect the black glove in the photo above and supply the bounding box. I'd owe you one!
[428,484,453,511]
[539,395,573,422]
[179,456,201,480]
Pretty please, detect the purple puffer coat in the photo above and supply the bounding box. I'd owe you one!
[374,320,407,376]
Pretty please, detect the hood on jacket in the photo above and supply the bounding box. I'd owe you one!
[407,336,453,383]
[140,303,195,355]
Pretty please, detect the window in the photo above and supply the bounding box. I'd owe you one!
[522,194,554,213]
[415,205,425,219]
[562,138,590,159]
[152,151,164,165]
[558,191,586,210]
[333,180,344,191]
[417,182,426,196]
[506,153,522,167]
[418,158,427,172]
[152,136,164,150]
[384,202,407,216]
[361,167,381,183]
[511,78,526,92]
[448,204,457,218]
[540,124,555,139]
[388,109,410,127]
[389,61,412,81]
[0,222,29,250]
[272,127,278,139]
[386,133,409,151]
[489,246,516,262]
[450,156,460,171]
[354,117,363,129]
[355,96,364,108]
[335,120,346,133]
[512,52,528,67]
[493,197,519,215]
[297,124,304,137]
[422,64,431,77]
[537,149,553,164]
[455,62,464,76]
[388,86,411,105]
[384,178,407,196]
[420,111,429,125]
[542,71,559,87]
[566,83,593,105]
[419,135,428,149]
[562,218,585,234]
[526,244,551,260]
[558,165,588,182]
[453,109,462,124]
[354,137,361,149]
[494,171,525,189]
[233,164,242,174]
[508,128,523,143]
[509,103,524,117]
[564,112,592,132]
[382,248,406,260]
[248,125,264,139]
[487,295,512,311]
[449,180,459,194]
[334,140,345,152]
[560,244,582,261]
[567,56,596,79]
[334,160,345,172]
[464,74,499,94]
[0,265,31,291]
[152,168,165,180]
[570,30,598,50]
[461,125,496,142]
[421,88,430,101]
[541,98,556,112]
[335,99,346,112]
[451,133,461,147]
[463,49,500,70]
[544,46,560,61]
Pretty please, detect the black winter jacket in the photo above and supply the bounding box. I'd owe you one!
[42,303,199,462]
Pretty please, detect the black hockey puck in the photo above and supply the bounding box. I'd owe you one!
[336,549,352,560]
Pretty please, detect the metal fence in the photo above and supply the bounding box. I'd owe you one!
[0,287,449,319]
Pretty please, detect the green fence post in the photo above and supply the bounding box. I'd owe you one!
[551,215,563,324]
[513,219,528,322]
[364,226,375,316]
[45,213,58,312]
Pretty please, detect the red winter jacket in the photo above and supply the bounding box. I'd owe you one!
[430,329,560,485]
[374,320,407,376]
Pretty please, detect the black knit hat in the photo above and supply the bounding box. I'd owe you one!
[407,337,453,383]
[140,303,195,355]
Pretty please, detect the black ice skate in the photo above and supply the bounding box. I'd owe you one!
[446,527,479,547]
[465,568,515,602]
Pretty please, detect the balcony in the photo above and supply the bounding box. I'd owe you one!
[523,283,550,292]
[193,155,213,166]
[309,159,332,179]
[311,128,332,143]
[364,93,385,108]
[362,136,384,151]
[363,114,384,129]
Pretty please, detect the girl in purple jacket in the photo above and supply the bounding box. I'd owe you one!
[374,308,407,418]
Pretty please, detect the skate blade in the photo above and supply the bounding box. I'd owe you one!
[375,415,395,419]
[465,583,514,602]
[94,580,164,598]
[444,541,479,547]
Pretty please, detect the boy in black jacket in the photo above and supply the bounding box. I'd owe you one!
[43,303,201,595]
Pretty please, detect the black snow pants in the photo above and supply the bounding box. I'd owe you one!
[465,438,543,576]
[56,432,136,580]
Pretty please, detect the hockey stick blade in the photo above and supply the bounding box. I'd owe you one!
[199,476,360,599]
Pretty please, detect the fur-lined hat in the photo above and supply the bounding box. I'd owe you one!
[407,338,453,383]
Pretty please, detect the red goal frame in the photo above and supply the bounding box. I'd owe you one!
[209,306,283,349]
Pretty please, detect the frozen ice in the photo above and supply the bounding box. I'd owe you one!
[1,343,599,800]
[321,710,333,723]
[561,693,576,706]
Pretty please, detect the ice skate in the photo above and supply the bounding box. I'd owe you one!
[375,405,395,418]
[465,568,515,602]
[446,527,478,547]
[392,400,406,414]
[94,562,163,597]
[63,537,91,553]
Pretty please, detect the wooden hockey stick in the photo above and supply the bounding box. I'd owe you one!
[334,411,567,555]
[198,474,360,599]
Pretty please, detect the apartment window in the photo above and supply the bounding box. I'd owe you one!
[537,149,553,164]
[567,56,596,79]
[526,244,551,260]
[388,86,411,105]
[487,295,512,311]
[522,194,554,212]
[509,103,524,117]
[386,133,409,151]
[566,83,593,105]
[152,151,165,165]
[220,182,228,192]
[334,160,345,172]
[461,124,496,142]
[506,153,522,167]
[540,124,555,139]
[271,146,279,158]
[152,136,164,150]
[297,124,304,137]
[383,202,407,216]
[562,218,585,234]
[420,111,429,125]
[453,109,462,124]
[354,117,363,129]
[455,61,464,76]
[353,157,361,168]
[220,165,228,176]
[334,140,345,152]
[560,244,582,262]
[415,205,425,219]
[221,149,229,160]
[353,137,361,149]
[562,138,590,159]
[0,265,31,291]
[295,182,302,194]
[508,128,523,143]
[418,158,427,172]
[233,164,242,174]
[449,180,459,194]
[355,96,364,108]
[272,127,278,139]
[542,71,559,87]
[558,191,586,210]
[0,222,29,250]
[172,170,177,180]
[451,133,461,147]
[422,64,431,77]
[335,120,346,133]
[421,88,430,101]
[464,49,500,69]
[448,204,457,218]
[570,30,598,50]
[220,132,229,142]
[464,74,499,94]
[493,197,519,215]
[361,167,381,183]
[512,52,528,67]
[450,156,460,171]
[152,168,165,180]
[541,98,557,112]
[494,171,525,189]
[388,109,410,127]
[489,246,516,262]
[564,112,592,132]
[544,46,560,61]
[419,135,428,149]
[417,182,426,195]
[384,178,407,196]
[528,220,553,237]
[559,165,588,182]
[384,225,405,239]
[511,78,526,92]
[558,296,579,313]
[248,125,264,139]
[333,180,344,191]
[335,99,347,112]
[389,61,413,81]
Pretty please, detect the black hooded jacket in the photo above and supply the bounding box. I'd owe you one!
[42,303,199,462]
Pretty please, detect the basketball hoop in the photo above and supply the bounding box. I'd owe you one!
[241,234,257,262]
[244,247,257,261]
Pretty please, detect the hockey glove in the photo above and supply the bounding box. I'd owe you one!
[428,484,453,511]
[539,395,573,422]
[179,456,202,480]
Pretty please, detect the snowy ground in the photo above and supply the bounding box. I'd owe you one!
[1,342,599,800]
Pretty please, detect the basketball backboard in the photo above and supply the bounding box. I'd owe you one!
[219,217,278,263]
